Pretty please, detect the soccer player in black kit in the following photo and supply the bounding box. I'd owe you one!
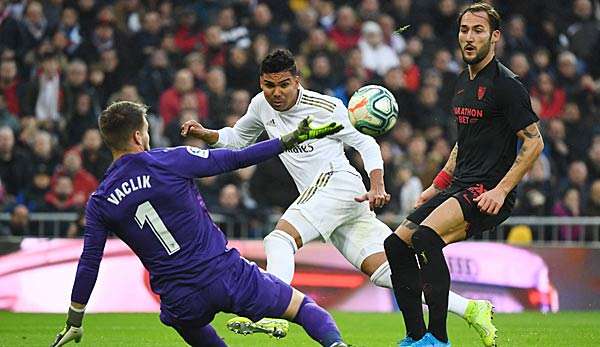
[384,3,544,347]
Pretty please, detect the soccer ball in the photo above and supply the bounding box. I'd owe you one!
[347,85,399,137]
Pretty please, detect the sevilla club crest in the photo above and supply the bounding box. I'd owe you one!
[477,86,486,100]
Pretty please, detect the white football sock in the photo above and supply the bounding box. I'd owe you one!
[263,229,298,284]
[447,290,470,317]
[369,261,393,288]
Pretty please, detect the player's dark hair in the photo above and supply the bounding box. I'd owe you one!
[457,2,501,32]
[260,49,297,76]
[98,101,148,151]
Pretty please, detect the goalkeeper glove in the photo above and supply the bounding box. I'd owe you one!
[50,306,84,347]
[281,116,343,150]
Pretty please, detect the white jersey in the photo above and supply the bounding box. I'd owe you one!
[214,86,384,193]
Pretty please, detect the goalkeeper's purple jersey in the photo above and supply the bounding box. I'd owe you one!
[70,139,284,305]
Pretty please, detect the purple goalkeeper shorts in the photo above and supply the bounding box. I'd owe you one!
[159,255,293,327]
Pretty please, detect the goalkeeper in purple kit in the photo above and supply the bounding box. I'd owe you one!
[50,101,348,347]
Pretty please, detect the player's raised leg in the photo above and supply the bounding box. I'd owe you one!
[263,219,309,284]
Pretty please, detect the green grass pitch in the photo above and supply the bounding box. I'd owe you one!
[1,311,600,346]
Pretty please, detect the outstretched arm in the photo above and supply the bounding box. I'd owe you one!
[177,117,343,178]
[52,202,108,346]
[181,97,264,148]
[474,122,544,215]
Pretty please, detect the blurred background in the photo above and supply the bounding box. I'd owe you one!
[0,0,599,314]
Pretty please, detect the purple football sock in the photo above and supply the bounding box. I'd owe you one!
[293,296,343,347]
[174,322,226,347]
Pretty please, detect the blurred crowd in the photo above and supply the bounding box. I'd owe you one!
[1,0,600,239]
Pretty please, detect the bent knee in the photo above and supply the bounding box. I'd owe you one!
[275,219,304,249]
[393,219,419,246]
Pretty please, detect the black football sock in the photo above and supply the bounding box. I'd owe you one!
[411,225,450,343]
[384,233,426,340]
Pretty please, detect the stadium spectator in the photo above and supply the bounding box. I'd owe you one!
[587,140,600,181]
[559,160,590,210]
[132,11,164,65]
[205,67,230,125]
[329,6,361,53]
[22,52,62,127]
[25,131,59,211]
[225,47,259,93]
[552,187,584,240]
[307,53,338,95]
[358,21,399,77]
[503,15,534,56]
[99,49,129,105]
[18,2,53,56]
[399,52,420,93]
[545,119,570,177]
[55,7,82,57]
[531,72,566,120]
[565,0,599,62]
[378,14,406,54]
[173,10,200,55]
[433,0,458,48]
[248,3,285,46]
[137,49,173,113]
[212,183,253,238]
[229,89,251,118]
[358,0,381,22]
[63,59,100,121]
[51,149,98,204]
[0,59,23,117]
[586,179,600,216]
[394,161,423,216]
[0,95,19,134]
[509,52,534,91]
[516,158,552,216]
[562,101,592,161]
[556,51,582,98]
[0,126,32,199]
[79,129,111,181]
[159,68,208,126]
[0,1,21,53]
[288,7,319,54]
[45,174,83,211]
[414,21,441,68]
[412,85,445,131]
[334,75,363,106]
[217,6,250,49]
[202,25,227,68]
[2,204,30,236]
[64,93,97,148]
[113,0,144,34]
[431,48,458,111]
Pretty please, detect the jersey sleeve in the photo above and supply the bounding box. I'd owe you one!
[496,77,539,132]
[214,96,265,148]
[330,99,384,174]
[158,138,284,178]
[70,198,108,305]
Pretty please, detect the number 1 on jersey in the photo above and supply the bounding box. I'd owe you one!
[135,201,181,255]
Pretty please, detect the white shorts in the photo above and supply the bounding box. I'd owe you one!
[281,170,392,269]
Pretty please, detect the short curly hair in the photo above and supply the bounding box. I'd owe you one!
[260,49,297,75]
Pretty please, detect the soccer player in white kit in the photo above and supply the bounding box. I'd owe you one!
[181,49,496,345]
